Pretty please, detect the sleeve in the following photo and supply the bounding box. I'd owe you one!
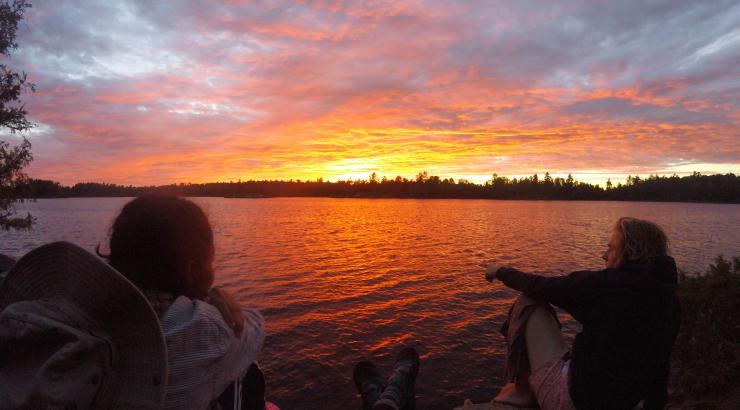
[214,307,266,395]
[160,297,266,409]
[496,267,605,321]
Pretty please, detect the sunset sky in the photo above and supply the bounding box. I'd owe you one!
[4,0,739,186]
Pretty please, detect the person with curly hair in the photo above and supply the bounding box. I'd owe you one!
[486,217,680,410]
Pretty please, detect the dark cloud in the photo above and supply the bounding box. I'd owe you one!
[562,97,729,124]
[7,0,739,185]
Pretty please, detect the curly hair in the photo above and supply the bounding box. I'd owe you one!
[615,217,669,265]
[98,195,214,299]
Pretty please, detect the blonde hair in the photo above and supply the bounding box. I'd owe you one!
[615,217,669,264]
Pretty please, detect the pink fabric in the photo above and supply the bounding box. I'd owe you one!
[528,353,577,410]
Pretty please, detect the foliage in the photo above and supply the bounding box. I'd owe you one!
[606,172,740,203]
[25,172,740,203]
[671,256,740,403]
[0,137,32,229]
[0,0,33,230]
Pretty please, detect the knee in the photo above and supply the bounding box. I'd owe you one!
[514,294,541,307]
[517,294,535,304]
[513,294,556,320]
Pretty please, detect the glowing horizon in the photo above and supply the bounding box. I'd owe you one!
[3,1,739,187]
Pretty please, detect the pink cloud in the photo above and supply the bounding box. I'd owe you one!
[9,0,740,186]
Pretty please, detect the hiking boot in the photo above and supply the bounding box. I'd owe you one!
[373,347,420,410]
[354,360,387,410]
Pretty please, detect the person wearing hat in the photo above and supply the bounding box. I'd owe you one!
[1,194,268,409]
[0,241,168,408]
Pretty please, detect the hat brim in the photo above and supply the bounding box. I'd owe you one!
[0,254,15,272]
[0,241,168,409]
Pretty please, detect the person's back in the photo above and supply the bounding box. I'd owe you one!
[560,257,679,408]
[99,195,265,409]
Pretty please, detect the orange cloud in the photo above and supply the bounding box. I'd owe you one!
[12,0,740,187]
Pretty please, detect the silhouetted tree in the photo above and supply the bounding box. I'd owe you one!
[415,171,428,183]
[0,0,33,230]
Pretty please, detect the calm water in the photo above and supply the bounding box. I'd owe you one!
[2,198,739,409]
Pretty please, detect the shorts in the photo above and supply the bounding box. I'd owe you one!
[528,351,577,410]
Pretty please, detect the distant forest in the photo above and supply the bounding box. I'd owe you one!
[26,172,740,203]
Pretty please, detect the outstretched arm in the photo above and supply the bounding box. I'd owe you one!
[488,265,604,321]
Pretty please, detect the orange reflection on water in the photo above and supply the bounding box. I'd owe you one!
[198,197,740,409]
[5,197,735,409]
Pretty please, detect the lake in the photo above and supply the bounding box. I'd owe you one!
[1,198,739,409]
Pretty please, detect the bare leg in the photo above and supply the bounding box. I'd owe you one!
[524,305,567,371]
[494,296,566,407]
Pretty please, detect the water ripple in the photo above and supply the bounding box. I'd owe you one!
[1,198,739,409]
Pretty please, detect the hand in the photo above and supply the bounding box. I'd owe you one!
[206,287,245,338]
[484,263,504,282]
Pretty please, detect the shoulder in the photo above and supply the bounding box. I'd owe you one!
[160,297,266,349]
[161,296,228,331]
[157,297,232,360]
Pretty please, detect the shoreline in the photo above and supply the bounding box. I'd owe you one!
[16,195,740,204]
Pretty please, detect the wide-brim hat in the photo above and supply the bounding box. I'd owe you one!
[0,241,168,408]
[0,254,14,272]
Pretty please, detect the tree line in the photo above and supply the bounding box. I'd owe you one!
[25,172,740,203]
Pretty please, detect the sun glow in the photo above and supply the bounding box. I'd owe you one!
[15,1,740,186]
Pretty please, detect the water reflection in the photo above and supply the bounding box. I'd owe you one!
[2,198,739,409]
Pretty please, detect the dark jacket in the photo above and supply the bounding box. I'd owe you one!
[497,256,680,410]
